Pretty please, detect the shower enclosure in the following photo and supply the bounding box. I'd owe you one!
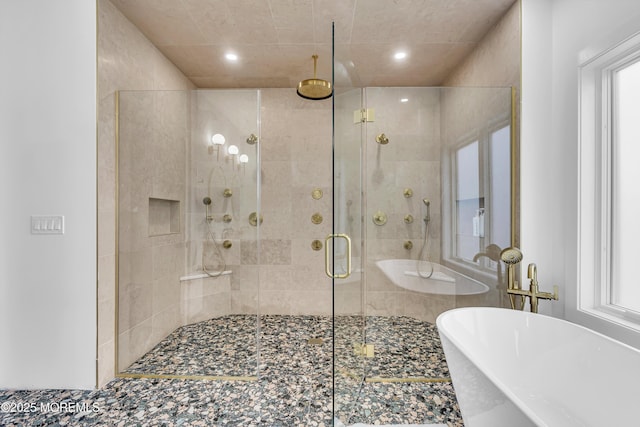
[115,81,514,423]
[332,85,514,422]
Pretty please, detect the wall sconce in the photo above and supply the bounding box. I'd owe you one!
[210,133,225,160]
[239,153,249,173]
[227,144,239,167]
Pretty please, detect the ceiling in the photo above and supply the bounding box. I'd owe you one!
[110,0,517,89]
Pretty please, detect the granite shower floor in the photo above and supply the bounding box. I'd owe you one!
[0,315,463,426]
[124,315,451,380]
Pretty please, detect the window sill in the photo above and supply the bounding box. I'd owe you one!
[579,305,640,335]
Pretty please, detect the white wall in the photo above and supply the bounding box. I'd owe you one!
[522,0,640,347]
[0,1,97,389]
[520,0,557,317]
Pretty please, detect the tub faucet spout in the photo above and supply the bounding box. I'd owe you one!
[508,263,559,313]
[528,263,537,284]
[501,251,559,313]
[527,263,559,313]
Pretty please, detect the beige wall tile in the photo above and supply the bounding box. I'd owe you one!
[98,0,194,385]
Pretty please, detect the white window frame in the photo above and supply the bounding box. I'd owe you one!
[445,117,511,277]
[579,31,640,330]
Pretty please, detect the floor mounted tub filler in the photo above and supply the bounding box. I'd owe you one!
[437,307,640,426]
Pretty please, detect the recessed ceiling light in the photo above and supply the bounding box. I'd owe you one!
[400,98,409,103]
[394,51,407,60]
[225,53,238,61]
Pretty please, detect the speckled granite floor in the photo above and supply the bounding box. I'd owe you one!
[0,315,463,426]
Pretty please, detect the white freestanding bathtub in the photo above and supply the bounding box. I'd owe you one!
[437,307,640,426]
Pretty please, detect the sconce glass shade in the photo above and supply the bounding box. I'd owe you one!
[211,133,226,146]
[239,154,249,163]
[228,145,239,155]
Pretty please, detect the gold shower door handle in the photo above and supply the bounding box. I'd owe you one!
[324,233,352,279]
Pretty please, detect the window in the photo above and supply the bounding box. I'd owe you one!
[579,31,640,327]
[454,140,481,262]
[610,58,640,313]
[451,124,511,270]
[489,126,512,254]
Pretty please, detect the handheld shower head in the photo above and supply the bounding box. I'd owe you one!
[203,197,212,206]
[500,247,523,265]
[422,198,431,223]
[500,246,523,309]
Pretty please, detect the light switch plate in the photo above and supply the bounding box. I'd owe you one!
[31,215,64,234]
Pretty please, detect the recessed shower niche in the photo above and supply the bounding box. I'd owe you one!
[148,198,180,236]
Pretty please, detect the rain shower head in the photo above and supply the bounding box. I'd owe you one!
[297,55,332,100]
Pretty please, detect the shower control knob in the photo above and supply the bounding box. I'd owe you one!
[372,211,387,226]
[404,241,413,250]
[311,213,323,224]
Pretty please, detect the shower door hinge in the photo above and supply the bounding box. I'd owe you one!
[353,108,375,123]
[354,343,375,358]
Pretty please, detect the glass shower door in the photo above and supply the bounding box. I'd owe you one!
[331,84,365,422]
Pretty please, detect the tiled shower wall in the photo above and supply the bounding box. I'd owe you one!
[361,0,521,321]
[362,88,446,321]
[117,91,189,370]
[188,89,334,317]
[185,90,259,322]
[257,90,333,315]
[97,0,194,385]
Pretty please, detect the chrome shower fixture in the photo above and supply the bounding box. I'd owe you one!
[246,134,258,145]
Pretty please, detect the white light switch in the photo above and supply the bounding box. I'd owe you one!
[31,215,64,234]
